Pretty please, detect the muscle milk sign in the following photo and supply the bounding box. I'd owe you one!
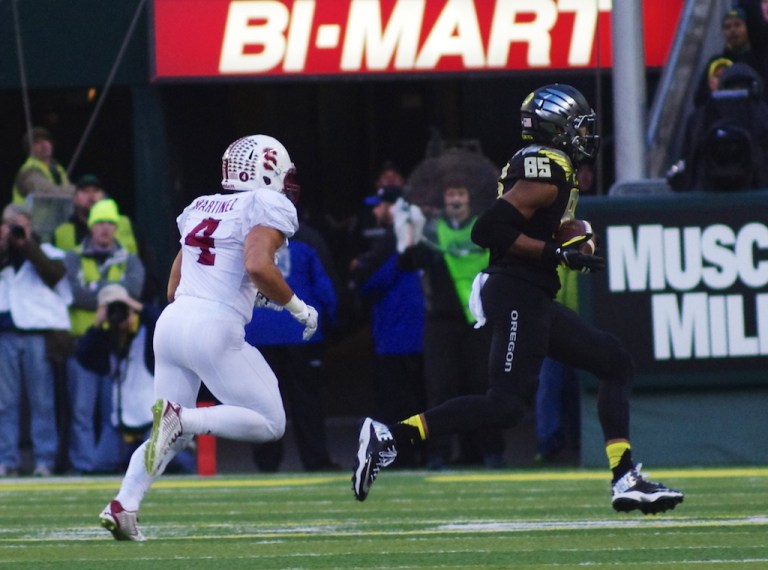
[607,223,768,362]
[152,0,682,79]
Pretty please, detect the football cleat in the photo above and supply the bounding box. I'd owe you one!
[611,464,684,515]
[99,500,145,541]
[144,399,183,476]
[352,417,397,501]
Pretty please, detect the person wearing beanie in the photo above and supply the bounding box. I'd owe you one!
[694,8,766,106]
[62,196,145,475]
[707,57,734,93]
[53,175,138,254]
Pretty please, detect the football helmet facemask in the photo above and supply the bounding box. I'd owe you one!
[221,134,300,204]
[520,84,600,163]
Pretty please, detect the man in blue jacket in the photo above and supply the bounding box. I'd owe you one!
[245,223,339,471]
[350,185,425,466]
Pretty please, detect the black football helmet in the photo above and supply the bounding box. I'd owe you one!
[520,84,600,162]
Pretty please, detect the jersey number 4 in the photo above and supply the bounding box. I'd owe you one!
[184,218,220,266]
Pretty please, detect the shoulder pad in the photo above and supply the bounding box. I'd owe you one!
[515,145,574,184]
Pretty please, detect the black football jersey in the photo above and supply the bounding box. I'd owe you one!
[486,144,580,295]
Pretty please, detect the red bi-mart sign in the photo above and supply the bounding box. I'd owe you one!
[152,0,683,79]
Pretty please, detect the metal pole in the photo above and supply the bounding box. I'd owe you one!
[11,0,33,141]
[67,0,148,176]
[611,0,647,181]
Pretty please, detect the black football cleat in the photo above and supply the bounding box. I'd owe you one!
[352,417,397,501]
[611,464,684,515]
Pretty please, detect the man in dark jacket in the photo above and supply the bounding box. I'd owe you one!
[350,185,425,466]
[245,223,339,472]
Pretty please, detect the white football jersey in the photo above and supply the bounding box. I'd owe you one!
[173,190,298,322]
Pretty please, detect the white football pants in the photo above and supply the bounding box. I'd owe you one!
[115,296,285,511]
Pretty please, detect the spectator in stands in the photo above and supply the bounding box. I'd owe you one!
[671,62,768,192]
[707,58,734,95]
[693,8,764,107]
[398,178,504,469]
[53,175,160,303]
[246,223,340,472]
[350,185,426,467]
[74,284,194,474]
[53,174,137,254]
[736,0,768,82]
[375,160,405,188]
[0,204,71,477]
[357,162,407,254]
[64,198,145,473]
[11,127,74,206]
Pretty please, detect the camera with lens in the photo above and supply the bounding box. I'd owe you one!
[106,301,130,327]
[9,225,26,240]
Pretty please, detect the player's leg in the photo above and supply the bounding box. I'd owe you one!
[409,275,549,439]
[546,303,632,446]
[353,275,548,500]
[100,310,203,541]
[179,341,285,442]
[166,307,286,442]
[547,304,683,514]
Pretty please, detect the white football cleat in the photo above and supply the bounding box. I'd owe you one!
[144,399,183,476]
[99,500,145,541]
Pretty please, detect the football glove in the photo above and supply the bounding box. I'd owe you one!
[543,242,605,273]
[284,294,319,340]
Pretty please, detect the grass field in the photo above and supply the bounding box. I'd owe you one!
[1,467,767,569]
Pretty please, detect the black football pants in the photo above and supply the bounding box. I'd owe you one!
[422,272,633,442]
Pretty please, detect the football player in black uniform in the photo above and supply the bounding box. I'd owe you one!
[352,84,684,515]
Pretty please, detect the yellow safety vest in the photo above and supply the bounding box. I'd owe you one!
[54,216,138,254]
[12,156,70,205]
[68,248,128,337]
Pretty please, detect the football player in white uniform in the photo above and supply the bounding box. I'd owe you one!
[99,135,318,541]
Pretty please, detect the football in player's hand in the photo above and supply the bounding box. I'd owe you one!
[554,219,597,255]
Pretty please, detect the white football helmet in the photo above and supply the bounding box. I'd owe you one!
[221,134,300,203]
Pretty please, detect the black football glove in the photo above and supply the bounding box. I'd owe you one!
[543,242,605,273]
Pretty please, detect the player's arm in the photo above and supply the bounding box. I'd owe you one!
[244,225,294,303]
[502,178,557,258]
[166,250,182,303]
[476,180,602,272]
[472,178,557,259]
[245,225,319,340]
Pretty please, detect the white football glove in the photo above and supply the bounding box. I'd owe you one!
[284,294,319,341]
[391,197,426,253]
[254,290,284,312]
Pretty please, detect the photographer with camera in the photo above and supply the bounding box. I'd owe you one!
[74,284,193,473]
[0,204,72,476]
[63,198,144,474]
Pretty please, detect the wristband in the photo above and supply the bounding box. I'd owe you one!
[283,294,307,316]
